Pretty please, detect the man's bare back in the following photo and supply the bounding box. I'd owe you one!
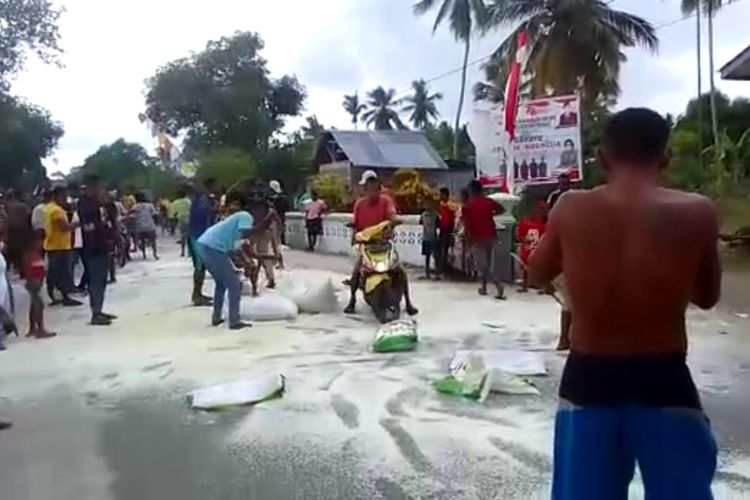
[539,108,720,500]
[530,185,720,356]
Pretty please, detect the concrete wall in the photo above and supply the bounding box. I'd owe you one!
[285,212,516,281]
[285,212,425,264]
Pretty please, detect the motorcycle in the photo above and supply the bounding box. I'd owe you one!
[354,221,407,324]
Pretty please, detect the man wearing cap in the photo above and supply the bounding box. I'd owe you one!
[344,171,418,315]
[268,180,289,267]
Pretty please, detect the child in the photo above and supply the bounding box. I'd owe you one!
[23,234,56,339]
[516,201,547,292]
[420,199,440,279]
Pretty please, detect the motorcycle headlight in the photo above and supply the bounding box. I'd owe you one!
[374,262,388,273]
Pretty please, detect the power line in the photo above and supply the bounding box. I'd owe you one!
[392,0,745,98]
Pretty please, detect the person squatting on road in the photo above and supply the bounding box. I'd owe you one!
[528,108,721,500]
[197,194,275,330]
[344,170,418,316]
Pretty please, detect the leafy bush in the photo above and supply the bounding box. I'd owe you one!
[311,173,351,212]
[391,169,438,215]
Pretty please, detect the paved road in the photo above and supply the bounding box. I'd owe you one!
[1,245,749,499]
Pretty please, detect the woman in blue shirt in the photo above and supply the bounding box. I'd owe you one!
[197,197,273,330]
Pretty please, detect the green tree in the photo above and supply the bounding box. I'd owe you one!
[666,129,713,193]
[0,93,63,189]
[80,139,150,187]
[676,93,750,144]
[145,32,306,155]
[300,115,325,140]
[485,0,658,109]
[413,0,489,158]
[361,86,407,130]
[680,0,734,147]
[424,120,474,162]
[342,92,366,129]
[197,147,258,192]
[401,79,443,129]
[0,0,62,86]
[78,139,181,196]
[704,130,750,194]
[473,55,507,103]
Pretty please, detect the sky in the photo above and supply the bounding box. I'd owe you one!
[9,0,750,173]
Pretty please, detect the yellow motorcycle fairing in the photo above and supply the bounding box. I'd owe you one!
[355,220,392,244]
[362,246,393,294]
[364,273,391,294]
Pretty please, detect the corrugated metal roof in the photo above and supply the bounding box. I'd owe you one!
[326,130,448,170]
[721,43,750,80]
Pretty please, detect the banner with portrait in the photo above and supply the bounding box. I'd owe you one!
[469,95,582,192]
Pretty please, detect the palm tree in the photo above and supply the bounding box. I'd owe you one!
[342,92,366,130]
[361,86,406,131]
[301,115,324,139]
[680,0,734,147]
[413,0,489,157]
[402,79,443,129]
[485,0,658,109]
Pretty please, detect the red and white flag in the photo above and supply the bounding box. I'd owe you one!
[504,29,529,142]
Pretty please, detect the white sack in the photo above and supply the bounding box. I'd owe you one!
[188,374,285,410]
[279,278,339,314]
[450,350,547,377]
[241,294,298,321]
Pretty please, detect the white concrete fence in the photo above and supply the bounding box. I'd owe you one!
[284,212,517,281]
[285,212,425,265]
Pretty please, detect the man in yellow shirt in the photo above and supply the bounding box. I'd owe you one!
[44,187,82,306]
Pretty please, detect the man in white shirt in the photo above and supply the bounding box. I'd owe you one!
[31,191,52,235]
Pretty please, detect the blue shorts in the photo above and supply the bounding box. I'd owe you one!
[553,401,717,500]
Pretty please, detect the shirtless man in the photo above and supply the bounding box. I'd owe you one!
[528,108,720,499]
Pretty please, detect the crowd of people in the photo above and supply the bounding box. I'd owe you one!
[0,176,291,352]
[0,108,727,498]
[0,174,122,348]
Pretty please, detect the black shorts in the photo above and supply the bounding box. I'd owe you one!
[137,230,156,242]
[422,239,437,256]
[306,218,323,236]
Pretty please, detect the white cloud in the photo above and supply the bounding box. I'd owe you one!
[10,0,750,172]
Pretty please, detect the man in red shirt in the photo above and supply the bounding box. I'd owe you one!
[462,180,506,299]
[437,187,456,275]
[344,172,418,315]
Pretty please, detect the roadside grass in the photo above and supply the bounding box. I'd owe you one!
[718,195,750,272]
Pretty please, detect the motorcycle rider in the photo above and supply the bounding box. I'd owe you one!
[344,170,418,316]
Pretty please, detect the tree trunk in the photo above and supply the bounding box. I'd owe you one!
[696,8,703,167]
[707,6,719,146]
[453,36,471,159]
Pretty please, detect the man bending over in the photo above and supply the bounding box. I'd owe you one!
[528,108,721,500]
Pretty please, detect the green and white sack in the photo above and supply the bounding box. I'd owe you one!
[434,353,491,401]
[372,319,418,353]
